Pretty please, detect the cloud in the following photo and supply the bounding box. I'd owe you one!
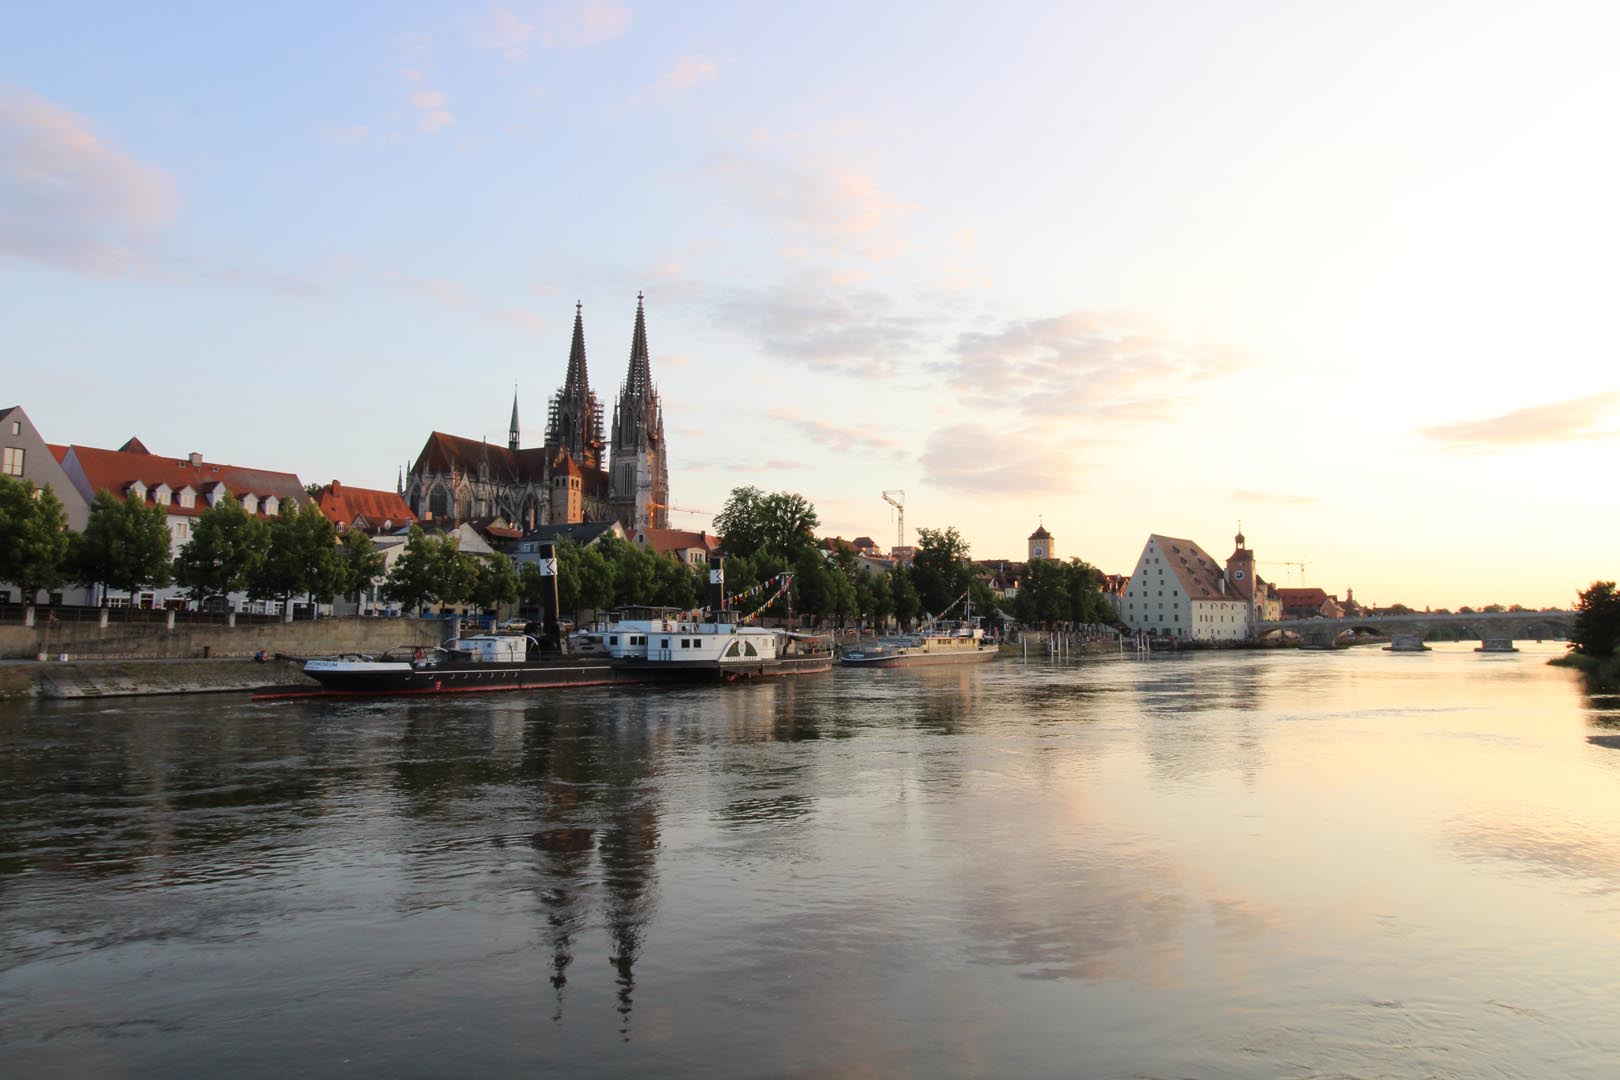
[0,84,178,275]
[323,124,370,145]
[940,311,1249,428]
[710,277,932,375]
[919,422,1088,495]
[916,311,1248,494]
[401,68,453,133]
[636,56,718,103]
[467,1,629,61]
[707,155,914,260]
[1419,391,1620,452]
[767,407,902,456]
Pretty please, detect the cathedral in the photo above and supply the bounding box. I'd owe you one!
[402,296,670,532]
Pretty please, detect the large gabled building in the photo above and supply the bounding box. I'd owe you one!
[1118,533,1249,640]
[58,438,307,610]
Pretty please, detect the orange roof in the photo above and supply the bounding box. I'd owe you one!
[1148,534,1232,601]
[639,527,719,556]
[67,443,306,518]
[315,480,417,531]
[47,443,68,464]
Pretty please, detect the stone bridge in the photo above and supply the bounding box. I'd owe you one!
[1257,610,1574,649]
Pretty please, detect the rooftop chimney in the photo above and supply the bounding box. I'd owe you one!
[188,452,202,467]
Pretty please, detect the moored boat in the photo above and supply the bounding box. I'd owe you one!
[840,593,997,669]
[300,634,629,695]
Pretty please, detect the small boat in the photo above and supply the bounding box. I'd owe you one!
[840,593,997,669]
[1475,639,1519,653]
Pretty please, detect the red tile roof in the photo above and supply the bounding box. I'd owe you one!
[47,444,68,464]
[1149,534,1233,601]
[638,527,719,556]
[67,443,306,519]
[315,480,417,532]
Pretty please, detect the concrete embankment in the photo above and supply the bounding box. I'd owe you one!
[2,658,320,700]
[0,617,430,700]
[1,617,425,662]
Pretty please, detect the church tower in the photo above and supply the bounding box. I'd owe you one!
[1225,526,1256,600]
[508,388,520,452]
[1028,521,1054,561]
[544,303,605,471]
[609,293,670,530]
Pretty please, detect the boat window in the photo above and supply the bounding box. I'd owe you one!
[661,639,670,649]
[681,639,690,648]
[610,635,619,645]
[725,641,742,658]
[744,642,758,657]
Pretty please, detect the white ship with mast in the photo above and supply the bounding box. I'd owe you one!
[838,592,998,668]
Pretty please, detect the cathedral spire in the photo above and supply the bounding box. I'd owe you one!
[565,302,589,399]
[625,291,652,398]
[545,302,605,470]
[509,385,520,452]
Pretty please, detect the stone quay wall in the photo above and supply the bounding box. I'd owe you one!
[0,617,433,662]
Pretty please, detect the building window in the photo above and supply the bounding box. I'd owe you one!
[1,446,22,475]
[9,421,18,435]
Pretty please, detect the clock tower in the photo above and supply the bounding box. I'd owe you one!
[1027,521,1054,562]
[1225,527,1256,600]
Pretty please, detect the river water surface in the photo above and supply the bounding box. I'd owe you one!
[3,644,1619,1078]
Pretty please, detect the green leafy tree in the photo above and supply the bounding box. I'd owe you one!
[574,543,615,616]
[70,489,173,599]
[1013,557,1067,626]
[1063,559,1111,624]
[1571,581,1620,658]
[471,553,520,612]
[651,554,698,609]
[383,525,440,614]
[0,475,71,603]
[889,565,920,630]
[714,485,821,562]
[254,502,346,615]
[174,495,270,607]
[911,526,972,615]
[438,547,482,609]
[340,528,386,610]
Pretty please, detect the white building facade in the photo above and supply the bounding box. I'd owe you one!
[1118,534,1248,641]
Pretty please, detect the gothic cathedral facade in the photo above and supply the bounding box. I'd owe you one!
[402,297,670,532]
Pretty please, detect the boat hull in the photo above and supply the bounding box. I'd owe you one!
[286,651,835,698]
[838,648,999,668]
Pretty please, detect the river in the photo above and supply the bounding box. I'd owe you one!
[2,643,1617,1078]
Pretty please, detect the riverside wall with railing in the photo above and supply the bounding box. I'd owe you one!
[0,604,431,661]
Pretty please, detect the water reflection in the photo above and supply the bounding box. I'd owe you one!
[3,649,1620,1077]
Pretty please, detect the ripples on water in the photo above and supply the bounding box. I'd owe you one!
[2,644,1619,1077]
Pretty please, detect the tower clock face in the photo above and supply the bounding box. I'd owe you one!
[1033,545,1046,558]
[1233,569,1246,581]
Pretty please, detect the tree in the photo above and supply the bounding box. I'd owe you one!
[714,485,821,562]
[174,495,269,607]
[889,565,920,630]
[911,526,972,615]
[574,543,615,616]
[340,528,387,610]
[0,476,72,603]
[471,553,520,612]
[71,489,172,599]
[1571,581,1620,658]
[1063,559,1111,625]
[254,502,346,615]
[650,554,698,610]
[384,526,440,614]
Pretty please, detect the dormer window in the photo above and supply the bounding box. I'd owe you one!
[178,486,196,509]
[128,480,147,502]
[241,493,260,514]
[264,495,280,516]
[153,483,172,505]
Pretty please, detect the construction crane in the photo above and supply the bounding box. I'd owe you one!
[882,489,905,550]
[1261,561,1310,584]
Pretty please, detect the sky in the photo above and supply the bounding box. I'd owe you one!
[4,1,1618,610]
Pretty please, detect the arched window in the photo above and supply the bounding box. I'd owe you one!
[429,486,450,520]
